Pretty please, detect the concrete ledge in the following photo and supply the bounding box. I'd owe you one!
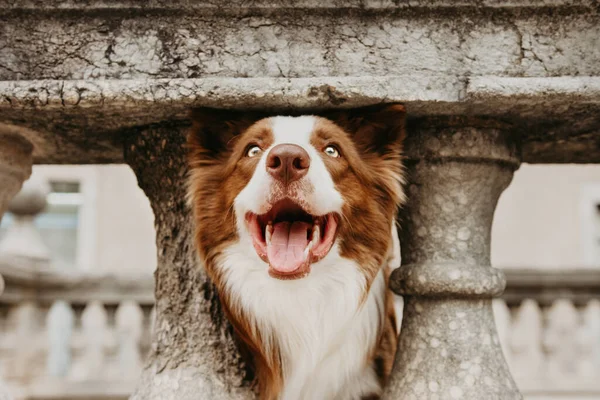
[503,268,600,307]
[0,262,155,305]
[24,380,134,400]
[1,0,598,9]
[1,76,598,163]
[467,76,600,104]
[3,76,598,111]
[0,76,462,111]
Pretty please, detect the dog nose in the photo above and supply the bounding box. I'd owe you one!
[266,144,310,185]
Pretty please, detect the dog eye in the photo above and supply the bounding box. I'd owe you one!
[323,146,340,158]
[246,146,262,158]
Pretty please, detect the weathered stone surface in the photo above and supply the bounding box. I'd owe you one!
[0,76,599,164]
[1,2,599,80]
[0,2,599,164]
[124,124,254,400]
[383,122,521,399]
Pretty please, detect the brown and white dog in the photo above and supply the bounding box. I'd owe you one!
[187,104,406,400]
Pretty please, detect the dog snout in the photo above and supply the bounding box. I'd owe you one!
[266,144,310,185]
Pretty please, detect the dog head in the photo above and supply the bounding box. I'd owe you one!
[187,104,405,285]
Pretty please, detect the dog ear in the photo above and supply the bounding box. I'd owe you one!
[323,104,406,155]
[188,108,264,160]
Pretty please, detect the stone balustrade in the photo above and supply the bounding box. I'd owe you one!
[493,297,600,398]
[0,260,596,399]
[497,269,600,399]
[0,267,155,400]
[0,176,155,400]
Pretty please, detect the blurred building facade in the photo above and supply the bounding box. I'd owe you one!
[0,163,599,400]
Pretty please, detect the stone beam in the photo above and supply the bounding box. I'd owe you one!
[1,3,598,81]
[0,76,599,164]
[383,119,521,399]
[0,2,599,164]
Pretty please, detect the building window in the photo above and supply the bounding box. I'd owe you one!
[39,181,82,270]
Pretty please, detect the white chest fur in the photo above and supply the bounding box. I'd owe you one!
[219,239,387,400]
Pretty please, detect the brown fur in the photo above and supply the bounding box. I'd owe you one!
[313,107,405,393]
[187,104,406,399]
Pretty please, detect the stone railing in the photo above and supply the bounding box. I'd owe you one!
[0,265,155,400]
[0,177,155,400]
[0,265,597,400]
[497,269,600,399]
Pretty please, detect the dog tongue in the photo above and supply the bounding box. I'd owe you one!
[267,221,311,273]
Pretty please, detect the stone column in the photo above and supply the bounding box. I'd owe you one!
[0,177,51,269]
[0,130,33,400]
[382,119,522,400]
[124,124,254,400]
[0,131,33,222]
[0,130,34,293]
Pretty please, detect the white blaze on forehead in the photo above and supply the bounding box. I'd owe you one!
[270,116,316,147]
[270,116,344,216]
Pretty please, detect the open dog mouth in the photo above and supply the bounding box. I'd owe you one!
[245,199,339,280]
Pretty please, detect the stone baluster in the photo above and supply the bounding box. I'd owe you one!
[46,301,75,378]
[383,120,521,399]
[73,301,108,380]
[126,125,255,399]
[543,299,580,378]
[0,177,51,269]
[0,129,33,223]
[147,305,157,356]
[6,302,43,382]
[510,299,544,381]
[577,300,600,378]
[148,306,156,336]
[115,301,144,379]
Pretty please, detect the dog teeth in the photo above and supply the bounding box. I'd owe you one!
[303,241,314,260]
[266,222,273,245]
[303,225,320,260]
[312,225,320,244]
